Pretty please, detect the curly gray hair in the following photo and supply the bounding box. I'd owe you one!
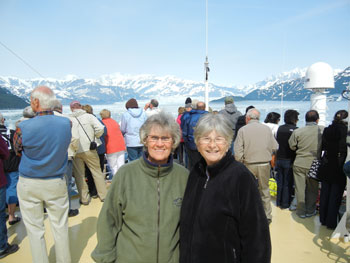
[194,113,233,146]
[139,112,181,151]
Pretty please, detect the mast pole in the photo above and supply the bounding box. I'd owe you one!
[204,0,209,111]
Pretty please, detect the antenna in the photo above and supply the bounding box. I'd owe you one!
[280,32,286,116]
[204,0,209,111]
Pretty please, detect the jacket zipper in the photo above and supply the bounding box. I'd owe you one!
[203,170,210,189]
[156,166,161,263]
[233,248,237,262]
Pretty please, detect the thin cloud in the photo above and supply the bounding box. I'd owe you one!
[278,0,350,27]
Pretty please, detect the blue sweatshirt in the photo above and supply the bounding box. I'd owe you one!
[19,114,71,179]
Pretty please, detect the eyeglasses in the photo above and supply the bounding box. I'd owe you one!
[147,135,172,143]
[199,136,227,145]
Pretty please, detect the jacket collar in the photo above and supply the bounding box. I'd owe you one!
[247,119,259,124]
[35,110,54,116]
[305,122,318,126]
[140,151,174,178]
[196,151,234,178]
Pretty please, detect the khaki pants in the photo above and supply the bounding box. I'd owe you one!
[17,176,71,263]
[293,165,319,216]
[245,163,272,220]
[73,150,107,202]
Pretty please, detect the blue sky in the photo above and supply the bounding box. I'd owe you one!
[0,0,349,86]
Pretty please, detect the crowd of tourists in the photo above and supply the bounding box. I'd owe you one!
[0,85,347,263]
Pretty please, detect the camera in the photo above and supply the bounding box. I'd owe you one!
[90,141,97,150]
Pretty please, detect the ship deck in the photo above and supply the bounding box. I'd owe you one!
[4,195,350,263]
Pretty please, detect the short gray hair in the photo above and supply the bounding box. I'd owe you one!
[140,112,181,151]
[51,99,62,112]
[31,86,56,109]
[246,108,260,120]
[100,109,111,119]
[194,113,233,146]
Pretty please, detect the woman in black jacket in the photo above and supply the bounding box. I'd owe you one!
[180,113,271,263]
[319,110,348,229]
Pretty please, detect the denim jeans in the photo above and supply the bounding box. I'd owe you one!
[275,159,293,208]
[0,186,8,252]
[6,171,19,204]
[127,147,143,162]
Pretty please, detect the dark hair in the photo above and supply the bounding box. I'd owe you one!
[245,105,255,114]
[150,99,159,107]
[333,110,348,123]
[284,109,299,125]
[305,110,319,122]
[125,98,139,109]
[264,112,280,124]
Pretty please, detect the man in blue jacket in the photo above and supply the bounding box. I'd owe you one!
[182,101,208,170]
[14,86,72,263]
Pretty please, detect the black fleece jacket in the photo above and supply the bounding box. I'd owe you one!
[180,152,271,263]
[276,123,298,160]
[321,121,347,185]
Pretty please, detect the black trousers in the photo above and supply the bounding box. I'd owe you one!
[319,180,346,229]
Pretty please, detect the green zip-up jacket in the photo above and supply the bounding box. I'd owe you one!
[288,122,323,169]
[91,153,189,263]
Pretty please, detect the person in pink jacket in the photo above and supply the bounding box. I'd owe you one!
[100,109,126,178]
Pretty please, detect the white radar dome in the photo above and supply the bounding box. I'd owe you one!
[304,62,334,90]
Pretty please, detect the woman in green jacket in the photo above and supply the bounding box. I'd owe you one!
[92,112,189,263]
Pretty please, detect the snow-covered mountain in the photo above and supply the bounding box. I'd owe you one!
[0,74,241,104]
[0,66,348,105]
[245,66,349,101]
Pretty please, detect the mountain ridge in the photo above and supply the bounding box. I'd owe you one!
[0,66,349,106]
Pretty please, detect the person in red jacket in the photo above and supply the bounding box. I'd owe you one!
[100,109,126,178]
[0,135,19,259]
[176,107,185,165]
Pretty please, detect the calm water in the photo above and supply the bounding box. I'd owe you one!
[1,100,348,130]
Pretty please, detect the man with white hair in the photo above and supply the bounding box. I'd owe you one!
[234,108,278,224]
[13,86,72,263]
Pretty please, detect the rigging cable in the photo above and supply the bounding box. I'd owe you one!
[0,40,45,79]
